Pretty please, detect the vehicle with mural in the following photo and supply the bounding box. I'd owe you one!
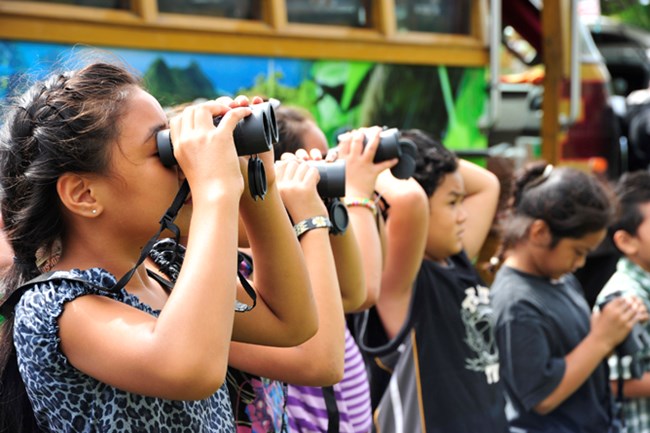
[0,0,627,176]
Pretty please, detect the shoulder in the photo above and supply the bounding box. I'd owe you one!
[13,268,120,368]
[491,267,548,321]
[16,268,118,317]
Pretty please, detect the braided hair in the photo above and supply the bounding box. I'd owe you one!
[0,62,139,432]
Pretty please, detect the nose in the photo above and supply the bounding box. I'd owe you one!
[457,204,468,224]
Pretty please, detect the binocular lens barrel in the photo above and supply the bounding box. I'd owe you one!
[357,128,417,180]
[156,101,278,167]
[308,160,346,198]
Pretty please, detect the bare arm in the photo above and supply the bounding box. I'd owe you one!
[229,158,346,386]
[337,128,397,311]
[374,171,429,339]
[535,297,639,414]
[458,159,500,260]
[232,151,318,347]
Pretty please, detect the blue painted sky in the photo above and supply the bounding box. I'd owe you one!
[1,40,313,96]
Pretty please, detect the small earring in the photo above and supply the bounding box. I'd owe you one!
[92,209,97,215]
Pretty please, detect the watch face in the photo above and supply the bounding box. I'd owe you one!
[329,199,349,235]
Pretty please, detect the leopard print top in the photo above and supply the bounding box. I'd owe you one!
[14,266,235,432]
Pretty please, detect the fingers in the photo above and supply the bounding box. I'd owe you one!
[348,131,366,158]
[325,147,339,162]
[309,148,323,161]
[214,95,264,108]
[215,106,253,133]
[295,148,310,161]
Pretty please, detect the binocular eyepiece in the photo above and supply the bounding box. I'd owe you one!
[156,101,279,167]
[356,128,417,180]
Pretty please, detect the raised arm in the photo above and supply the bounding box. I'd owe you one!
[229,157,346,386]
[458,159,500,260]
[232,146,318,347]
[337,128,398,311]
[374,170,429,339]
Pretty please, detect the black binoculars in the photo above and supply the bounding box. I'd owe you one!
[356,128,417,180]
[156,101,278,200]
[598,291,650,379]
[156,101,278,167]
[308,160,346,199]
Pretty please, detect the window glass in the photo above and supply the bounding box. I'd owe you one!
[395,0,470,35]
[158,0,262,20]
[11,0,131,8]
[286,0,372,28]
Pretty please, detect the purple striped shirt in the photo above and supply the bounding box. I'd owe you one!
[286,326,371,433]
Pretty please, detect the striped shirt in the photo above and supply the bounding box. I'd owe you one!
[286,326,372,432]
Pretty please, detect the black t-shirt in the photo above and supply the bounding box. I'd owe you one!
[491,266,612,433]
[355,252,508,433]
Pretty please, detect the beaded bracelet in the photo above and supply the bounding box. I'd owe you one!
[343,197,377,217]
[294,215,333,239]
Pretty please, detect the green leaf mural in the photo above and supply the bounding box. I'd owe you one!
[143,58,218,107]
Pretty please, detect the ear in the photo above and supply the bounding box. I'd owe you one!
[613,229,638,257]
[529,219,552,247]
[56,173,102,218]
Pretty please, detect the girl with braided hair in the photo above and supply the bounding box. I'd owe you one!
[0,61,317,432]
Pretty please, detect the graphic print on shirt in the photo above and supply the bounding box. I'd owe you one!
[460,285,500,384]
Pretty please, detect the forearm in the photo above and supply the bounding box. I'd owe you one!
[239,184,316,329]
[154,194,241,386]
[329,223,367,312]
[458,159,500,259]
[612,373,650,398]
[230,227,346,386]
[379,179,428,298]
[534,333,612,414]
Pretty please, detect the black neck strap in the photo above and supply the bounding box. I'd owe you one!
[4,179,257,314]
[112,180,189,292]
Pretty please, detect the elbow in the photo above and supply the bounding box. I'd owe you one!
[282,315,319,347]
[533,399,557,416]
[396,183,429,210]
[296,352,345,386]
[157,359,228,400]
[349,283,380,312]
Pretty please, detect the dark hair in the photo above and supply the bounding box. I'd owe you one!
[405,129,458,197]
[274,105,315,160]
[501,162,614,252]
[610,170,650,236]
[0,62,139,432]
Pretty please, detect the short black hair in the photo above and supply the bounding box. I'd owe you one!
[611,170,650,236]
[406,129,458,198]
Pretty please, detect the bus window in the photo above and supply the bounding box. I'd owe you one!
[158,0,262,20]
[10,0,130,8]
[394,0,470,34]
[286,0,372,28]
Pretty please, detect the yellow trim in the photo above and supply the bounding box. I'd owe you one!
[373,406,382,433]
[411,330,427,433]
[374,356,394,375]
[0,1,488,67]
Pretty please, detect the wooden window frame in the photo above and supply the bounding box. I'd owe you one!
[0,0,488,67]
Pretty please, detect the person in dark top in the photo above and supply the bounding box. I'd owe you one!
[354,129,508,432]
[490,162,647,432]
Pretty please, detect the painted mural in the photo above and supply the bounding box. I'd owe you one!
[0,40,488,151]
